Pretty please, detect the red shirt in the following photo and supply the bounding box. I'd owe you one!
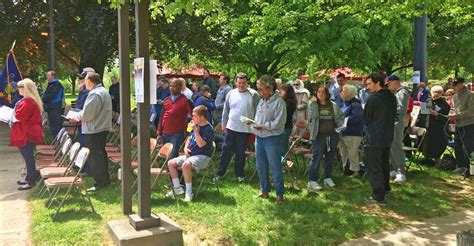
[10,97,43,147]
[157,95,192,135]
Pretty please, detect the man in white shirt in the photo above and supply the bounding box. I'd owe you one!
[214,72,259,183]
[181,79,193,100]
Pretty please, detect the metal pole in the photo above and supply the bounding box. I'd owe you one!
[118,5,132,215]
[413,1,427,94]
[48,0,55,71]
[135,0,151,219]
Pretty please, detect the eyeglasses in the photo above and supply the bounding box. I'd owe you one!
[446,93,453,96]
[18,85,24,88]
[294,84,301,86]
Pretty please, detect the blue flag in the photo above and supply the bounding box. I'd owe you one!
[0,49,22,104]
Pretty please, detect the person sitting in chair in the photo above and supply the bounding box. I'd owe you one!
[166,105,215,202]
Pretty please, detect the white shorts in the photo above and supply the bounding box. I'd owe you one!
[171,155,211,172]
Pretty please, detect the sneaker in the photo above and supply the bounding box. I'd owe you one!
[324,178,336,188]
[364,196,387,206]
[212,176,222,182]
[307,181,322,192]
[389,170,397,178]
[453,167,467,174]
[184,193,193,202]
[16,180,28,185]
[237,177,245,183]
[394,173,406,183]
[86,187,98,192]
[17,184,33,191]
[165,186,185,198]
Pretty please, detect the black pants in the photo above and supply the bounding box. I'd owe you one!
[216,129,250,178]
[84,131,110,187]
[454,124,474,168]
[364,147,391,201]
[19,142,40,185]
[47,108,63,137]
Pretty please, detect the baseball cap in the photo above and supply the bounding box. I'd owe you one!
[77,67,95,79]
[385,75,400,85]
[453,77,465,86]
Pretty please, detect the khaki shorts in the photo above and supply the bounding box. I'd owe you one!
[171,155,211,172]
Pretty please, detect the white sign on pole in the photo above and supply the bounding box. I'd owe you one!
[150,60,157,104]
[134,57,145,103]
[413,71,421,84]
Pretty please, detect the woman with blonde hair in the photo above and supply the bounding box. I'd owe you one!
[10,78,44,190]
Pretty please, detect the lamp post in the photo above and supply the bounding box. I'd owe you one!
[48,0,55,71]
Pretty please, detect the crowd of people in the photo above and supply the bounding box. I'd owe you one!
[7,67,474,206]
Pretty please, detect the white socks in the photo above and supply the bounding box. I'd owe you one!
[185,183,192,194]
[172,178,180,189]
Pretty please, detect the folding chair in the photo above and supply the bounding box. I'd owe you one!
[192,142,218,199]
[43,147,95,220]
[37,127,66,151]
[35,130,69,160]
[132,143,174,192]
[38,142,81,197]
[289,120,311,174]
[36,136,72,169]
[402,126,427,171]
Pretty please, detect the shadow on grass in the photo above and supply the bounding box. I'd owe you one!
[51,209,102,223]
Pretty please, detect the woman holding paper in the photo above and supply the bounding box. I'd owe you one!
[421,86,450,164]
[338,84,363,177]
[307,85,344,191]
[9,79,43,190]
[252,75,287,203]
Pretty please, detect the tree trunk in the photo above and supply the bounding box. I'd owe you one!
[69,74,76,96]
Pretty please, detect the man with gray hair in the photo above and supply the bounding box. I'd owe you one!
[386,75,410,183]
[70,72,113,191]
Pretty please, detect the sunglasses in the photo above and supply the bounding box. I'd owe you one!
[18,85,25,88]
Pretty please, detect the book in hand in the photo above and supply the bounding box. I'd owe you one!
[62,108,81,120]
[240,116,256,126]
[0,106,14,123]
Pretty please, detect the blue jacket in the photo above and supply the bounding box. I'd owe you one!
[195,95,216,123]
[340,98,363,136]
[76,88,89,110]
[42,79,64,110]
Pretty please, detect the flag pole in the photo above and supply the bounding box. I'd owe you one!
[10,40,16,51]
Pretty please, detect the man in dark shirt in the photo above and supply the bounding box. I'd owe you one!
[202,68,216,97]
[166,105,214,202]
[42,70,64,137]
[109,76,120,116]
[362,72,397,205]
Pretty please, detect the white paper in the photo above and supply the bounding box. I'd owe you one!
[435,105,441,112]
[150,60,157,104]
[63,109,81,119]
[240,115,255,124]
[413,71,421,84]
[335,117,349,133]
[0,106,14,123]
[420,102,430,114]
[134,57,145,103]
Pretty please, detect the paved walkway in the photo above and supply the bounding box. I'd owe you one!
[342,209,474,245]
[0,124,31,246]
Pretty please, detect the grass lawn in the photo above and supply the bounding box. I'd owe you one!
[28,155,474,245]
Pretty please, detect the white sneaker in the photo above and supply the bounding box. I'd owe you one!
[165,186,184,198]
[394,173,406,183]
[184,193,193,202]
[237,177,245,183]
[390,170,397,178]
[307,181,322,191]
[324,178,336,188]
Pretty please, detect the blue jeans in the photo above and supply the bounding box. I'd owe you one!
[19,142,39,185]
[308,133,340,181]
[256,135,285,196]
[162,132,185,159]
[216,129,250,178]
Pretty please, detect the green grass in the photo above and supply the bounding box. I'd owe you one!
[29,156,474,245]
